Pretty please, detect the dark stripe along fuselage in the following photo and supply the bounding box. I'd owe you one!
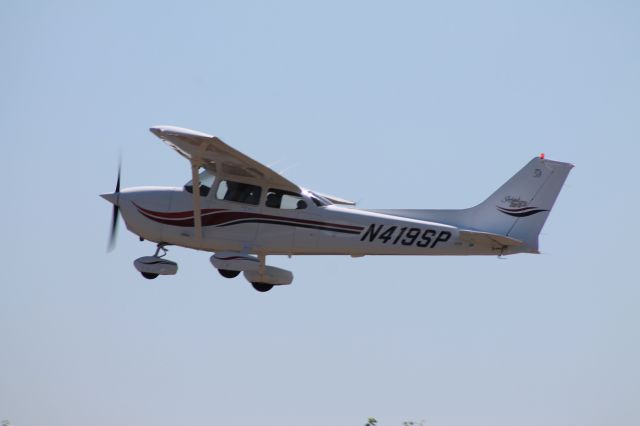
[133,202,364,235]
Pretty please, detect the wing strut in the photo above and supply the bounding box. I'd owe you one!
[189,141,208,245]
[191,162,203,244]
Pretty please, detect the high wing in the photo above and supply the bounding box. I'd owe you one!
[150,125,300,193]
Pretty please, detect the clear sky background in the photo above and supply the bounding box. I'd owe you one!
[1,1,639,425]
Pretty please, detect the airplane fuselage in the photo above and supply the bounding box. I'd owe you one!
[115,186,510,257]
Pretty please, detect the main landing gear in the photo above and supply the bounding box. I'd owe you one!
[217,266,273,292]
[133,243,178,280]
[210,252,293,292]
[213,265,272,292]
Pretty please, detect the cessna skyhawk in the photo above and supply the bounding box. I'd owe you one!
[101,126,573,292]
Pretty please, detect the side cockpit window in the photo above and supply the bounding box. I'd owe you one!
[184,170,215,196]
[216,180,262,205]
[265,189,307,210]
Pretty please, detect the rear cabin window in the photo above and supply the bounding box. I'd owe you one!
[216,180,262,205]
[265,189,307,210]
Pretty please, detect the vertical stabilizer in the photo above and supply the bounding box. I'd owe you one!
[460,156,574,252]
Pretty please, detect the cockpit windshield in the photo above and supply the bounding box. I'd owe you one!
[184,169,215,196]
[309,191,332,207]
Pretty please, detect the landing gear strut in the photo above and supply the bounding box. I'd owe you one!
[153,243,168,257]
[251,254,273,292]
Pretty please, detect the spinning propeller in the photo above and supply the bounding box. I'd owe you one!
[102,159,122,252]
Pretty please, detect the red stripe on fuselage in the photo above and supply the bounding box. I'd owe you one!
[134,204,364,231]
[133,202,222,219]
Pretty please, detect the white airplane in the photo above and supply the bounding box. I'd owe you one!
[101,126,573,292]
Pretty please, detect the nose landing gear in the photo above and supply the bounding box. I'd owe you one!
[133,243,178,279]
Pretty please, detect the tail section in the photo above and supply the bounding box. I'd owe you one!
[369,156,573,253]
[461,156,574,252]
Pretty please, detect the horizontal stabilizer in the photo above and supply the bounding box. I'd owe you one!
[458,230,524,248]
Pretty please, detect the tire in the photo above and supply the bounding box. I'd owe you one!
[251,282,274,292]
[218,269,241,279]
[141,272,159,280]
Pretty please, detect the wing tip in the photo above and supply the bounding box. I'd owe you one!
[149,125,213,139]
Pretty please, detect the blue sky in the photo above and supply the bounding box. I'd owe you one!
[1,1,639,425]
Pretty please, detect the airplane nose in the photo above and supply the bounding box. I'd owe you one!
[100,193,119,205]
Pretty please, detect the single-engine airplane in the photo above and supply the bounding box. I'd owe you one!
[101,126,573,292]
